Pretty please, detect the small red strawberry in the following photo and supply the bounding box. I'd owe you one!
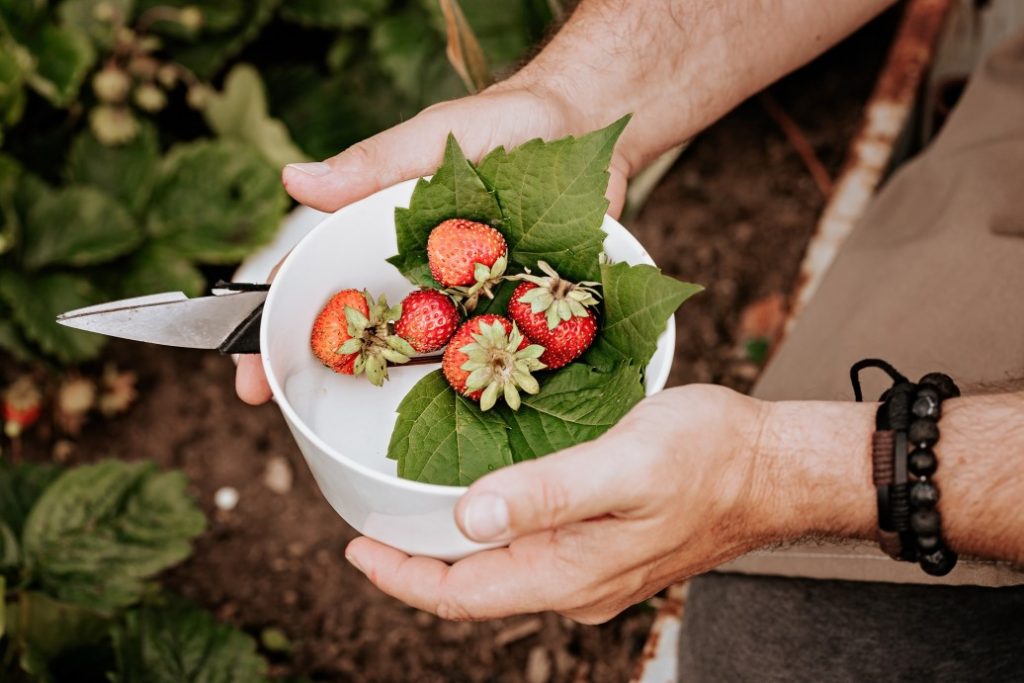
[507,261,600,369]
[311,289,370,374]
[427,219,508,309]
[335,292,416,386]
[395,289,461,353]
[3,376,43,438]
[442,314,545,411]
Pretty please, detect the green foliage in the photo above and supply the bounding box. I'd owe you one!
[111,601,269,682]
[388,123,701,484]
[280,0,388,29]
[0,460,271,681]
[67,124,159,216]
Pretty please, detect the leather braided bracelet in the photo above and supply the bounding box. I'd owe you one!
[851,359,960,577]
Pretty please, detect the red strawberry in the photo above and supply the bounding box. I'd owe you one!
[395,289,461,353]
[310,289,369,374]
[507,261,600,369]
[3,376,42,438]
[427,219,508,297]
[442,314,546,411]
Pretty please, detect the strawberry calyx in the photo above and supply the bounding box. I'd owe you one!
[511,261,601,330]
[338,292,416,387]
[448,254,508,312]
[459,320,546,411]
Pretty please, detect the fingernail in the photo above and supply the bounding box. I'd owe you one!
[285,161,332,177]
[345,550,366,575]
[462,492,509,541]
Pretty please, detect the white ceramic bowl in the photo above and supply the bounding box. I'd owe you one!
[261,179,675,561]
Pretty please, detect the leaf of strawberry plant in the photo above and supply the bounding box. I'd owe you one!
[23,24,95,107]
[147,140,288,264]
[119,243,205,299]
[499,363,644,461]
[388,134,502,288]
[4,591,110,672]
[475,116,629,282]
[585,262,703,370]
[21,461,206,611]
[110,601,269,683]
[67,123,159,216]
[0,270,109,364]
[388,371,512,485]
[279,0,389,28]
[23,186,141,269]
[0,461,61,542]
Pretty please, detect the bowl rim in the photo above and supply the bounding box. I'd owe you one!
[261,179,674,497]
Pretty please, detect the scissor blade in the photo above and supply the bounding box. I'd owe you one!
[56,290,268,350]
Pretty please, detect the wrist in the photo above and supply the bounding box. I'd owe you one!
[755,399,878,543]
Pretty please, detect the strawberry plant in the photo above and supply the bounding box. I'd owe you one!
[0,459,272,682]
[379,120,703,485]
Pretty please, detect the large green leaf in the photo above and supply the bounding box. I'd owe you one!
[279,0,389,28]
[0,461,61,541]
[476,116,629,282]
[160,0,278,78]
[21,461,206,611]
[0,309,36,362]
[23,24,95,106]
[146,140,288,264]
[584,262,703,370]
[23,186,141,269]
[387,134,503,287]
[0,270,108,364]
[0,44,25,131]
[4,591,110,678]
[119,242,205,298]
[202,64,310,170]
[388,371,512,486]
[369,9,462,104]
[111,601,269,683]
[58,0,134,48]
[499,363,644,461]
[66,124,159,216]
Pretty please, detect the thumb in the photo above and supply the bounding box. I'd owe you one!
[454,433,644,542]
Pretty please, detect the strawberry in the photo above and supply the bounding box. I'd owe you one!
[395,289,461,353]
[336,292,417,386]
[507,261,600,369]
[427,219,508,309]
[442,315,546,411]
[311,289,370,375]
[3,376,43,438]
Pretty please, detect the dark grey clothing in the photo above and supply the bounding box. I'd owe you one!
[680,573,1024,682]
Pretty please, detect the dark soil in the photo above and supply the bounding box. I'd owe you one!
[9,11,897,683]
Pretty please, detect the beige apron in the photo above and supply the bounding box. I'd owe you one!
[722,30,1024,586]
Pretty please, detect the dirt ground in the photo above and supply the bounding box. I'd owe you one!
[10,11,898,683]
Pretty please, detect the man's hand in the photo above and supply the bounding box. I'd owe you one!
[234,84,632,405]
[343,385,786,623]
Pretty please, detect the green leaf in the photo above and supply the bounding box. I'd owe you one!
[147,139,288,264]
[0,460,61,541]
[119,242,205,298]
[22,186,140,269]
[4,591,110,672]
[66,123,159,216]
[21,461,206,611]
[499,363,644,461]
[0,153,22,253]
[58,0,134,48]
[388,371,512,486]
[1,522,17,575]
[0,43,26,129]
[202,64,310,170]
[165,0,278,78]
[584,262,703,369]
[0,313,37,362]
[370,10,449,101]
[388,134,503,287]
[476,116,630,282]
[279,0,389,28]
[23,24,95,106]
[0,270,108,364]
[111,600,269,683]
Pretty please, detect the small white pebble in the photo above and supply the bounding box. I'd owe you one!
[262,456,293,495]
[214,486,239,511]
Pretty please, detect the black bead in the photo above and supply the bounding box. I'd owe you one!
[920,547,958,576]
[919,372,961,400]
[911,509,940,535]
[887,383,915,430]
[912,387,941,420]
[910,481,940,508]
[917,534,941,551]
[908,448,938,477]
[909,419,939,446]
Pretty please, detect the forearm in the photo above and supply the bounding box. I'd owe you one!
[504,0,895,173]
[762,392,1024,565]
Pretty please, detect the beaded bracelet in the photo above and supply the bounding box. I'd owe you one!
[850,360,960,577]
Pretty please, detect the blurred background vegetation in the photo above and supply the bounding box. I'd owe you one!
[0,0,560,366]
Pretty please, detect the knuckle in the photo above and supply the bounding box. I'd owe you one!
[537,478,573,527]
[435,596,474,622]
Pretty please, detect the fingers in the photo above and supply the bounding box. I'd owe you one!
[235,355,272,405]
[454,433,646,543]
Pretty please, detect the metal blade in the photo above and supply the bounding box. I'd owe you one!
[56,290,268,350]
